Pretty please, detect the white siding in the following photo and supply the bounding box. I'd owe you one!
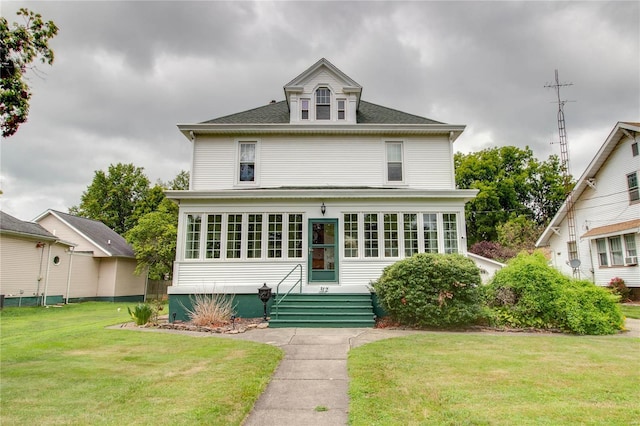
[190,135,454,190]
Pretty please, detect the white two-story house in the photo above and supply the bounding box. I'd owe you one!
[537,122,639,294]
[166,58,478,324]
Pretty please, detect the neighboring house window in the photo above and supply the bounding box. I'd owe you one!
[227,214,242,259]
[386,142,403,182]
[185,214,202,259]
[567,240,578,261]
[624,234,638,265]
[608,236,624,266]
[627,172,639,203]
[239,142,256,182]
[403,214,419,256]
[423,213,439,253]
[337,99,346,120]
[301,99,309,120]
[443,213,459,254]
[316,87,331,120]
[247,214,262,258]
[632,142,639,157]
[596,238,608,266]
[344,213,359,258]
[288,214,303,258]
[268,214,283,258]
[364,213,379,257]
[205,214,222,259]
[383,213,399,257]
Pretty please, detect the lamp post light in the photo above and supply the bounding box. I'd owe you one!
[258,283,272,321]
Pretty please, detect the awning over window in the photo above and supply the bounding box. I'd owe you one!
[582,219,640,239]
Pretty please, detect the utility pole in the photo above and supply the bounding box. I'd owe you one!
[545,70,580,277]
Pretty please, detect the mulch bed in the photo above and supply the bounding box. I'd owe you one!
[123,317,268,334]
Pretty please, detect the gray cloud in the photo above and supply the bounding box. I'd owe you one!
[1,1,638,221]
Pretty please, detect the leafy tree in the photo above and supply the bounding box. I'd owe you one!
[455,146,568,245]
[497,214,542,252]
[70,163,150,235]
[1,8,58,137]
[126,198,178,280]
[166,170,189,190]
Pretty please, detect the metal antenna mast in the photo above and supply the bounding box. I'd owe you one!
[545,69,579,277]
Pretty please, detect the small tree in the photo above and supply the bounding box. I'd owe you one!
[374,253,482,328]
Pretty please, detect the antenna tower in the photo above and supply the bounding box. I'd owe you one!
[545,70,579,277]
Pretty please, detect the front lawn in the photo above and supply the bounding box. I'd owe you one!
[348,333,639,425]
[621,303,640,319]
[0,302,282,425]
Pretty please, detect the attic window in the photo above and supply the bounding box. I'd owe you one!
[316,87,330,120]
[632,142,639,157]
[301,99,309,120]
[337,99,346,120]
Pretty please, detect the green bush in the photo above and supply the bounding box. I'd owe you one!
[373,253,482,328]
[484,252,624,334]
[128,303,153,325]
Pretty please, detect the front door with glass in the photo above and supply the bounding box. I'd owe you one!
[308,219,338,282]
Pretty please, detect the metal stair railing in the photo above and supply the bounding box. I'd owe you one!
[274,264,303,319]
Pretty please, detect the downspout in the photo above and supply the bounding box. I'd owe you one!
[36,242,46,306]
[65,246,75,304]
[43,243,53,307]
[587,239,596,284]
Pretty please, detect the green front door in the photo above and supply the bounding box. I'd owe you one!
[308,219,338,283]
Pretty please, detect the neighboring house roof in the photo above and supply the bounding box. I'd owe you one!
[537,121,640,246]
[34,210,135,258]
[0,210,57,241]
[201,100,443,125]
[581,219,640,239]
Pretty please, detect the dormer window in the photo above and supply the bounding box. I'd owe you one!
[316,87,331,120]
[337,99,346,120]
[301,99,309,120]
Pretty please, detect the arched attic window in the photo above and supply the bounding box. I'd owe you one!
[316,87,331,120]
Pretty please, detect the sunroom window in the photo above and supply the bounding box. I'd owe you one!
[316,87,331,120]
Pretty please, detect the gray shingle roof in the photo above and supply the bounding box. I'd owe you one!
[49,210,135,257]
[200,100,443,125]
[1,211,56,240]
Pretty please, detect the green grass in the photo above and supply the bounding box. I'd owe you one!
[348,333,639,425]
[621,303,640,319]
[0,302,282,425]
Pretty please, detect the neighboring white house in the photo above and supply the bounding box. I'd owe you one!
[536,122,640,291]
[0,210,146,306]
[166,58,479,321]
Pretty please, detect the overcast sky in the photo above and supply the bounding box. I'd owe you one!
[1,1,638,222]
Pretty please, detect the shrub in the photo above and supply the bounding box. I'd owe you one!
[607,277,631,302]
[183,293,236,326]
[373,253,482,328]
[484,252,624,334]
[128,303,154,325]
[469,240,516,263]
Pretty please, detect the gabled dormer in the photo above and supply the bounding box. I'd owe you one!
[284,58,362,124]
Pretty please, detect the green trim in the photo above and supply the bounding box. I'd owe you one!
[69,295,144,303]
[371,293,387,318]
[169,294,273,323]
[1,295,64,307]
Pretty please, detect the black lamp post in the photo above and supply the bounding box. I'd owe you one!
[258,283,272,321]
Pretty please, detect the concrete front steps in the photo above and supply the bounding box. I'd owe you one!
[269,293,375,328]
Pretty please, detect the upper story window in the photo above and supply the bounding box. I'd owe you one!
[301,99,309,120]
[386,142,404,182]
[632,142,639,157]
[316,87,331,120]
[239,142,256,183]
[337,99,346,120]
[627,171,639,203]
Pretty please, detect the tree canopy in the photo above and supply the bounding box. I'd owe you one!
[1,8,58,138]
[455,146,570,246]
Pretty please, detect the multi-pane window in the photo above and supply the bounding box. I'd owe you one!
[383,213,399,257]
[567,241,578,261]
[364,213,379,257]
[608,236,624,266]
[443,213,458,254]
[239,142,256,182]
[423,213,438,253]
[301,99,309,120]
[337,99,346,120]
[316,87,330,120]
[403,214,418,256]
[205,214,222,259]
[386,142,403,182]
[268,214,283,258]
[627,172,639,202]
[288,214,303,258]
[596,238,608,266]
[185,214,202,259]
[624,234,637,264]
[344,213,359,258]
[247,214,262,258]
[227,214,242,259]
